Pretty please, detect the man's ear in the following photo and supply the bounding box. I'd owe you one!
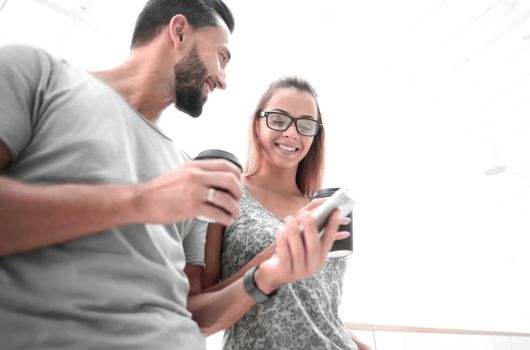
[169,14,188,48]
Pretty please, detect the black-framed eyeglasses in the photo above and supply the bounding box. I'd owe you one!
[258,111,322,137]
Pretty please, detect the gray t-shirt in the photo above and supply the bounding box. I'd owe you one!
[0,45,207,350]
[221,186,357,350]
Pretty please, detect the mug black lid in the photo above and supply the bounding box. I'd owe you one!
[195,149,242,171]
[310,187,341,200]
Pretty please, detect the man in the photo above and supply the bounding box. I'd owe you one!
[0,0,342,349]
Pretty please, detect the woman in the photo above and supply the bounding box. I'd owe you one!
[201,76,370,349]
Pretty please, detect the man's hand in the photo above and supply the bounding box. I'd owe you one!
[0,150,242,255]
[253,210,348,294]
[134,159,242,226]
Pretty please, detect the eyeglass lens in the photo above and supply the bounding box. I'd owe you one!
[267,112,318,136]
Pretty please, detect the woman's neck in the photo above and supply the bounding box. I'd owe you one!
[244,166,301,197]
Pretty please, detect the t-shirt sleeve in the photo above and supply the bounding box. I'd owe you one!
[182,218,208,266]
[0,45,51,162]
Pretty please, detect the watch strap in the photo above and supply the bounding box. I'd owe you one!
[243,265,276,303]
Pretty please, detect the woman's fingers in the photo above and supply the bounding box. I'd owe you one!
[319,210,341,263]
[298,198,325,214]
[284,216,306,278]
[266,210,347,287]
[298,213,321,273]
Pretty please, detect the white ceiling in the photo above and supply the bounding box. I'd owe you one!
[1,0,529,332]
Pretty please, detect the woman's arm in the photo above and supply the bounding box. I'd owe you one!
[193,221,276,294]
[351,332,374,350]
[203,244,275,293]
[185,223,275,335]
[201,223,225,289]
[185,212,343,336]
[200,197,331,292]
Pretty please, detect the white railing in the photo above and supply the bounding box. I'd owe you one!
[346,323,530,350]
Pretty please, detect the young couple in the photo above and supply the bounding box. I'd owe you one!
[0,0,369,348]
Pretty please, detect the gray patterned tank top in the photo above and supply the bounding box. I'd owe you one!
[220,186,357,349]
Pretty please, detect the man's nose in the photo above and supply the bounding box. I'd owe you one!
[215,70,227,90]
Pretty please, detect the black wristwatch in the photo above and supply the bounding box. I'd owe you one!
[243,265,277,303]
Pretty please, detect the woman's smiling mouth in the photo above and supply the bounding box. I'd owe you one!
[275,142,299,153]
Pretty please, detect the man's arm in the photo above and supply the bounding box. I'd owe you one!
[0,174,139,256]
[0,143,242,256]
[186,211,345,335]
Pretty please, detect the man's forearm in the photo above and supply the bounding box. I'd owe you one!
[0,176,139,256]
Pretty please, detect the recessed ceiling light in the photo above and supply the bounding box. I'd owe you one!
[485,165,507,176]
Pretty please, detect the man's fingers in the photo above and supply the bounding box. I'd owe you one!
[197,202,235,226]
[191,159,242,178]
[201,171,242,201]
[186,160,243,215]
[203,187,240,218]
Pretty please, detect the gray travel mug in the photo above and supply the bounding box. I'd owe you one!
[194,149,242,223]
[310,188,354,258]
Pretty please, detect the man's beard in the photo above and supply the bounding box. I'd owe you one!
[173,45,209,118]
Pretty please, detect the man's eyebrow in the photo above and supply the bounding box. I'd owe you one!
[224,48,232,60]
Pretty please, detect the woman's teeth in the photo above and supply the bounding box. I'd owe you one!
[277,143,297,152]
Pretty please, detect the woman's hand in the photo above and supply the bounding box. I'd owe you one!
[253,210,349,294]
[298,198,352,233]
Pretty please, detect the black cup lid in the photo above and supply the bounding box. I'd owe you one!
[195,149,242,171]
[310,187,341,200]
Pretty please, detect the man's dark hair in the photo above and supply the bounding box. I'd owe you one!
[130,0,235,49]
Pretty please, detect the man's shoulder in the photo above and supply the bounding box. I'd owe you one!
[0,43,50,60]
[0,44,73,92]
[0,44,57,74]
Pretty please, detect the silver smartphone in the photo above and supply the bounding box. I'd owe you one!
[309,188,355,237]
